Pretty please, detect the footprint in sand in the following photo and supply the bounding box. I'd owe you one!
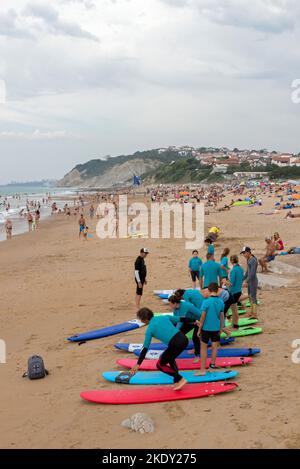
[162,402,185,420]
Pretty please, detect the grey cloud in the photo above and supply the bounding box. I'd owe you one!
[160,0,296,34]
[59,0,96,10]
[198,0,295,34]
[0,8,34,39]
[24,1,99,41]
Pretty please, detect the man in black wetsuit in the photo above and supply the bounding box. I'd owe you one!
[134,248,149,308]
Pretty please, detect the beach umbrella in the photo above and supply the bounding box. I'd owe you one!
[292,194,300,200]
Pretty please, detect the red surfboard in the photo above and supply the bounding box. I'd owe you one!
[80,382,238,405]
[117,357,252,371]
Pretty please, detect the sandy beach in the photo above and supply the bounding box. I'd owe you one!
[1,192,300,449]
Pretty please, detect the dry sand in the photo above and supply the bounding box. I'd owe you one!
[0,194,300,449]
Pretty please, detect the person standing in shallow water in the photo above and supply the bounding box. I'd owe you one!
[5,219,12,240]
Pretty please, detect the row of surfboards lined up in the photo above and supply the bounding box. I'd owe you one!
[67,289,262,405]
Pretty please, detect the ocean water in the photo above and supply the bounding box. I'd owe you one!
[0,186,78,242]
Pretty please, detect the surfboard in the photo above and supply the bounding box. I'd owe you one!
[67,319,145,343]
[117,357,253,371]
[102,370,238,385]
[133,347,261,360]
[222,326,262,338]
[80,382,238,404]
[114,337,235,353]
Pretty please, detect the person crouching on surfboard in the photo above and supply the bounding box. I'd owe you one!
[129,308,189,391]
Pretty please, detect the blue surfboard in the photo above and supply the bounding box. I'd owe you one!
[114,337,235,353]
[102,370,238,385]
[133,347,260,359]
[67,319,145,342]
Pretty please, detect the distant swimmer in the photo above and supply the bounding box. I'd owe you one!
[78,214,86,238]
[5,219,12,240]
[129,308,188,391]
[134,248,149,309]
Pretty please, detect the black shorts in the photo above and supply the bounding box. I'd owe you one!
[231,292,242,304]
[201,330,220,344]
[191,271,200,282]
[135,279,145,296]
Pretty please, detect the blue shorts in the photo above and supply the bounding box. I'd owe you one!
[79,225,85,232]
[266,255,275,263]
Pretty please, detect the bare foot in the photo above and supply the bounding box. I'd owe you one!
[193,371,206,376]
[173,378,187,390]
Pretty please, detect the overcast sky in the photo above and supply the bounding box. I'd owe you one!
[0,0,300,183]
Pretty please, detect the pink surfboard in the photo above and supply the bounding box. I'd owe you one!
[80,382,238,405]
[117,357,252,371]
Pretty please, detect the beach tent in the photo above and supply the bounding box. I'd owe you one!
[179,191,189,196]
[292,194,300,200]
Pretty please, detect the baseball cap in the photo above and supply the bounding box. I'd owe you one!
[141,248,150,253]
[240,246,251,254]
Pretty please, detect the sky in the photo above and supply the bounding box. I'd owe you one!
[0,0,300,184]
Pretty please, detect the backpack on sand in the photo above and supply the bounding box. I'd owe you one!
[22,355,49,380]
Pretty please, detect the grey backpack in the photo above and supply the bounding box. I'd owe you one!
[23,355,49,380]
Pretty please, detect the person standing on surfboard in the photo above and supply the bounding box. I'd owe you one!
[195,282,226,376]
[134,248,149,308]
[228,255,247,328]
[129,308,188,391]
[240,247,258,319]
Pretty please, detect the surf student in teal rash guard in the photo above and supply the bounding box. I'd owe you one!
[220,247,230,283]
[175,288,205,310]
[168,294,201,361]
[195,282,227,376]
[200,253,222,289]
[205,237,215,256]
[188,250,203,289]
[129,308,189,390]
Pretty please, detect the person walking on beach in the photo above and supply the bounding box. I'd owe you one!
[89,205,95,219]
[5,219,12,240]
[35,210,40,229]
[241,247,258,319]
[78,214,86,238]
[129,308,188,391]
[27,212,33,232]
[259,236,276,273]
[134,248,149,308]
